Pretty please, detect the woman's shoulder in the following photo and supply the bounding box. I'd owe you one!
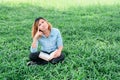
[51,28,60,32]
[52,28,59,31]
[51,28,60,35]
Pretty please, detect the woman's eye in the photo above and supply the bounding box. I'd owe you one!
[42,21,44,23]
[39,24,41,26]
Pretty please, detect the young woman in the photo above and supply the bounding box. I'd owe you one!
[27,17,65,66]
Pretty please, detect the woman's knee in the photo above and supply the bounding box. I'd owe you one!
[61,53,65,59]
[29,52,40,60]
[50,53,65,64]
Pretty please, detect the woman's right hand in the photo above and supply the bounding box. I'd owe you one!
[32,29,43,48]
[33,29,43,41]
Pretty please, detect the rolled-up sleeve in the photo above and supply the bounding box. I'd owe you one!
[57,30,63,47]
[30,41,38,53]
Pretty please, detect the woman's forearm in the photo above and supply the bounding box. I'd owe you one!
[57,46,63,53]
[30,38,38,53]
[31,37,38,48]
[52,46,63,58]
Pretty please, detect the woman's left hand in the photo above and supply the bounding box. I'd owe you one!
[50,46,63,59]
[52,50,61,58]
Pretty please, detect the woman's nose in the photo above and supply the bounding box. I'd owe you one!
[41,24,44,27]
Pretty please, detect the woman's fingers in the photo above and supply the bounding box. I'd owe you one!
[38,26,40,31]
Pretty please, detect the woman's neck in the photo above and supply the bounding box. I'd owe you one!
[43,30,50,37]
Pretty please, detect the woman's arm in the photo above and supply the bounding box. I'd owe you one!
[53,46,63,58]
[30,39,38,53]
[52,29,63,58]
[30,30,43,53]
[31,38,38,48]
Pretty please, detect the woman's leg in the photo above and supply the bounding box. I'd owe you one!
[29,52,39,62]
[29,51,48,65]
[50,53,65,64]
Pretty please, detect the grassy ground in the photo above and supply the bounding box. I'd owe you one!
[0,0,120,80]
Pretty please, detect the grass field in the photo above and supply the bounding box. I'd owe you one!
[0,0,120,80]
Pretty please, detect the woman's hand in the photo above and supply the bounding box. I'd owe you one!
[34,29,43,41]
[53,50,61,58]
[51,46,63,59]
[32,29,43,48]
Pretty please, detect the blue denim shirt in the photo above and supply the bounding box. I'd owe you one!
[30,28,63,53]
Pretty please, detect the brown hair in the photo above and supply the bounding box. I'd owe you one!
[31,17,52,38]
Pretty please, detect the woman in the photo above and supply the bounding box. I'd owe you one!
[27,17,65,66]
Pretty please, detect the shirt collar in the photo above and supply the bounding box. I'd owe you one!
[42,28,54,38]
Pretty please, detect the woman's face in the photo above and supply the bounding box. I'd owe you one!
[38,19,48,32]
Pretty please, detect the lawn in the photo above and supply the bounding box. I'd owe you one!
[0,0,120,80]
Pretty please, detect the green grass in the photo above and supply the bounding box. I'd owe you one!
[0,0,120,80]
